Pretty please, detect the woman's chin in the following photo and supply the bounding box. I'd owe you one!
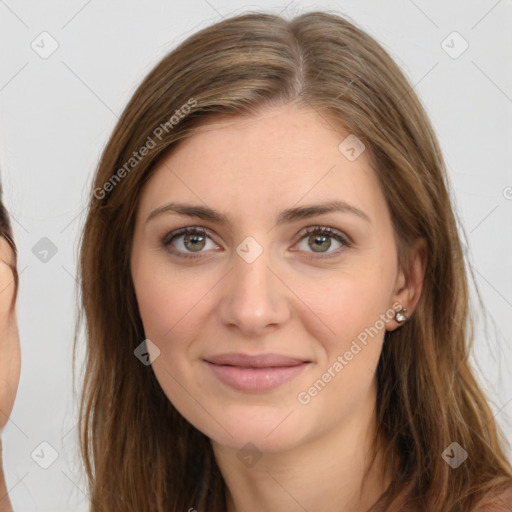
[210,432,303,456]
[200,411,312,454]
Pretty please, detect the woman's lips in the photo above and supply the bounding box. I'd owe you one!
[203,353,311,392]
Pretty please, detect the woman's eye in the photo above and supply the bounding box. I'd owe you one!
[293,226,350,259]
[162,226,350,260]
[162,227,216,259]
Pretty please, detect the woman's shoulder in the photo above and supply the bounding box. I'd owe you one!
[474,484,512,511]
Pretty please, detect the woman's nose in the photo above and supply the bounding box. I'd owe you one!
[217,237,291,337]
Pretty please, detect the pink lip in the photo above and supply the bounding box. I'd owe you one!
[204,352,311,392]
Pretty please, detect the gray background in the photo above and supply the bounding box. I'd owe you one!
[1,1,511,510]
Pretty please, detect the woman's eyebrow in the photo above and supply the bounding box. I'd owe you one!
[145,200,371,227]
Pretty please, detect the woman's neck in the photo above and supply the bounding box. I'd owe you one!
[212,379,392,512]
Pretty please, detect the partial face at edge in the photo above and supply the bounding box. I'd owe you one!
[0,236,20,432]
[130,103,407,453]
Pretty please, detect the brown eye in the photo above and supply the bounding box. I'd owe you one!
[162,227,216,259]
[294,226,351,259]
[183,231,206,252]
[308,233,332,252]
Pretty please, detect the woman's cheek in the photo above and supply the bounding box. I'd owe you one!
[134,258,199,339]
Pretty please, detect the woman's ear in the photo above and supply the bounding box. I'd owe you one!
[387,237,427,331]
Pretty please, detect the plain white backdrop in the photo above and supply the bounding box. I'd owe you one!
[1,1,511,510]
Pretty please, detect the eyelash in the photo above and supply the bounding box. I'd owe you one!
[161,225,352,261]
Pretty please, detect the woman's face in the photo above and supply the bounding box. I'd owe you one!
[131,103,409,453]
[0,236,20,431]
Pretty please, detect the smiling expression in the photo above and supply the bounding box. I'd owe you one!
[130,103,404,453]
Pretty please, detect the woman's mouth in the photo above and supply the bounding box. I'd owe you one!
[203,352,311,392]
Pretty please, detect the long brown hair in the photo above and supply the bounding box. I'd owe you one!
[75,11,512,511]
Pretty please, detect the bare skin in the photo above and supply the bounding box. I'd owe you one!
[0,235,20,512]
[130,103,427,511]
[0,440,11,512]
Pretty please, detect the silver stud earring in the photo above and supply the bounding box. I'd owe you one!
[394,308,408,323]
